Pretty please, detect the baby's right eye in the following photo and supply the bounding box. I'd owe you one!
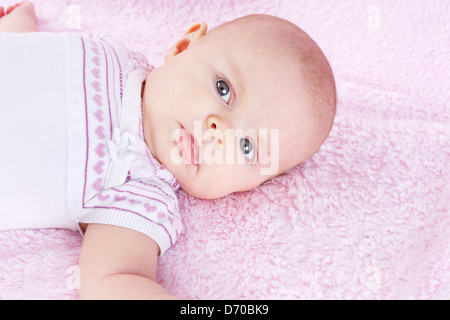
[216,79,231,104]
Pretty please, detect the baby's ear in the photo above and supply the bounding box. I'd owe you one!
[164,22,208,64]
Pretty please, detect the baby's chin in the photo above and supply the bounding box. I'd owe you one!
[177,180,230,200]
[176,173,272,199]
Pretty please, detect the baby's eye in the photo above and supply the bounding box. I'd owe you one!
[216,79,231,104]
[239,137,254,160]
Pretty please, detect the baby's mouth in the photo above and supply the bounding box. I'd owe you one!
[177,124,200,166]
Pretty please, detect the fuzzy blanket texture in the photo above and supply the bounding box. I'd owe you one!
[0,0,449,300]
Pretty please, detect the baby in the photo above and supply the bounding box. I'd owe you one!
[0,2,336,299]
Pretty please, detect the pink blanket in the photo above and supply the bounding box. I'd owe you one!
[0,0,448,299]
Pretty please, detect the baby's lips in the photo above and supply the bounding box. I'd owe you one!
[178,125,200,165]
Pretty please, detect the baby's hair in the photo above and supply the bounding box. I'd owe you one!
[289,22,337,151]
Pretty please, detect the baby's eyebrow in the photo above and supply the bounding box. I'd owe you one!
[225,57,246,103]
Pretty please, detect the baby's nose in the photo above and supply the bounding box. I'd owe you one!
[205,115,224,145]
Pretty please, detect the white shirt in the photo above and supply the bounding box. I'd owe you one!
[0,32,182,256]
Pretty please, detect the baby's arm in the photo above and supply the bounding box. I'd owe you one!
[79,223,177,300]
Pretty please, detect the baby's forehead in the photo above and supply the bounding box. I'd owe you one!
[211,16,301,54]
[207,23,302,81]
[210,15,294,41]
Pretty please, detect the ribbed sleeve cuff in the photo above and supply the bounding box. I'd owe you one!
[78,207,173,256]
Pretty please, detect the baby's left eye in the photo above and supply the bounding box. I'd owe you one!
[216,79,231,104]
[239,137,254,160]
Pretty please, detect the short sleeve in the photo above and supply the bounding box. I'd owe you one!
[78,178,182,256]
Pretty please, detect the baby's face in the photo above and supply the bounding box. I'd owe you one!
[142,22,316,199]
